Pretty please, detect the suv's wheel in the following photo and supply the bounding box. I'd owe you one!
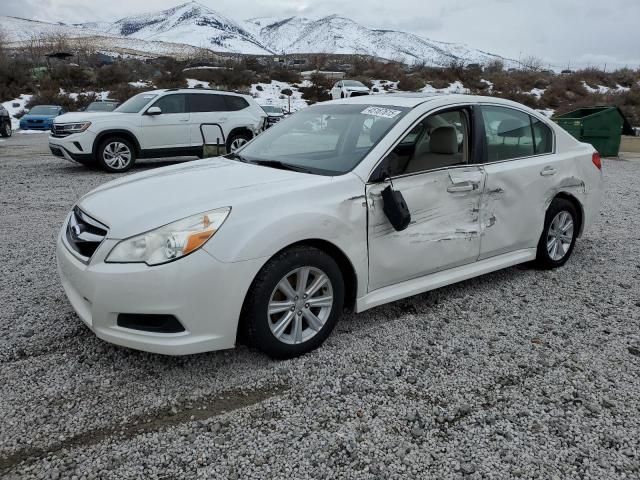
[1,121,11,138]
[227,132,252,153]
[534,198,578,269]
[241,246,345,359]
[97,137,136,173]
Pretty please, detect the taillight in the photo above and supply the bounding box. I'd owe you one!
[592,152,602,170]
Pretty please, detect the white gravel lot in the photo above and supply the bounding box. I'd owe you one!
[1,133,639,479]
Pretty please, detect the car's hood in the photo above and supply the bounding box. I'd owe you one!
[55,112,126,124]
[22,114,57,121]
[78,157,327,239]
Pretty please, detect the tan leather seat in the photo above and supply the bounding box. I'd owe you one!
[405,126,462,173]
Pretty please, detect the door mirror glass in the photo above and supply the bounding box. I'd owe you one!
[146,106,162,116]
[381,185,411,231]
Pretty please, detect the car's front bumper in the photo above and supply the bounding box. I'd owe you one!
[56,225,264,355]
[49,131,96,163]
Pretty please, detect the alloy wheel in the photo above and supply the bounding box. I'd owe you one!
[103,142,132,170]
[230,137,248,152]
[267,266,334,345]
[546,211,574,261]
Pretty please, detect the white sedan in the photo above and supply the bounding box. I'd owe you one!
[330,80,371,100]
[56,94,602,359]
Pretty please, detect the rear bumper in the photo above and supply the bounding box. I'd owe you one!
[56,224,265,355]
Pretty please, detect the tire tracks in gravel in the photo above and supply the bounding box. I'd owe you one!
[0,384,289,475]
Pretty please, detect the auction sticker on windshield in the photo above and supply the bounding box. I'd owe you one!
[361,106,403,119]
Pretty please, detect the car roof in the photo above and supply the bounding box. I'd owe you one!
[326,93,524,108]
[145,88,251,98]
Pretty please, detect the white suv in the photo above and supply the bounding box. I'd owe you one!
[49,89,267,172]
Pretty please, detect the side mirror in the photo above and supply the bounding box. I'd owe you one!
[381,184,411,231]
[146,106,162,116]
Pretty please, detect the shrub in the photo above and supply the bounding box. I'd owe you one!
[270,67,301,84]
[96,63,132,89]
[397,74,425,91]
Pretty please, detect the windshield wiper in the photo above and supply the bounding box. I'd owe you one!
[250,160,312,173]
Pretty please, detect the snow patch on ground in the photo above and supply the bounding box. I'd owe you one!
[2,95,33,130]
[129,81,152,88]
[422,81,470,95]
[582,82,630,94]
[187,78,211,89]
[250,81,307,112]
[529,88,546,98]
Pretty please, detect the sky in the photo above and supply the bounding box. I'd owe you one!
[2,0,639,69]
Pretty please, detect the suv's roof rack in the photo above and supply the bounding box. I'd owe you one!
[165,88,180,92]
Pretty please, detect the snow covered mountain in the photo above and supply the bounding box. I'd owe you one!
[1,1,516,66]
[247,15,512,66]
[87,2,272,55]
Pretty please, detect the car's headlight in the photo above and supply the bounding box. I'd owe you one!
[106,207,231,266]
[57,122,92,133]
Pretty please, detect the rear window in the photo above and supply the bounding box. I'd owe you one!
[224,96,249,111]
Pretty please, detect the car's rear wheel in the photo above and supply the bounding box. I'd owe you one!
[97,137,136,173]
[1,121,11,138]
[241,246,344,359]
[534,198,578,269]
[227,133,252,153]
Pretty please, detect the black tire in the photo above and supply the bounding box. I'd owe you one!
[226,132,252,154]
[0,121,11,138]
[534,198,578,269]
[97,136,136,173]
[240,246,345,359]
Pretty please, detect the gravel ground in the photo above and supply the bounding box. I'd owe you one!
[1,133,639,479]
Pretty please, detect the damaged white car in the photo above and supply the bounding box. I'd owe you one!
[57,95,602,359]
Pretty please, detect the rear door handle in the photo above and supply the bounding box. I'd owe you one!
[447,181,476,193]
[540,166,557,176]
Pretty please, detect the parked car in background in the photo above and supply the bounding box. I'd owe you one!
[261,105,285,127]
[330,80,371,100]
[49,88,267,172]
[56,94,602,359]
[0,105,11,137]
[84,101,120,112]
[19,105,65,131]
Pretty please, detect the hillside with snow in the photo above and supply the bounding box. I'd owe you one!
[1,1,517,66]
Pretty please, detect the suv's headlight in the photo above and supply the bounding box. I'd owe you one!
[57,122,92,133]
[106,208,231,266]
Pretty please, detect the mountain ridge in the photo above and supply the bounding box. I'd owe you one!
[1,1,518,66]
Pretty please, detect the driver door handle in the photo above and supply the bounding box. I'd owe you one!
[447,181,476,193]
[540,166,557,176]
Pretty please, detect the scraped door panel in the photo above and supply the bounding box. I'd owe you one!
[479,154,577,259]
[367,166,485,291]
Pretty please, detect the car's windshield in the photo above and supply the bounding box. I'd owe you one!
[236,104,409,175]
[343,81,366,87]
[87,102,118,112]
[261,106,282,114]
[29,106,60,115]
[115,93,158,113]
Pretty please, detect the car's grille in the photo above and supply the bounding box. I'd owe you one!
[65,207,108,260]
[52,124,72,138]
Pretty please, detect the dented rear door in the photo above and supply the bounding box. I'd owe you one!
[366,166,485,291]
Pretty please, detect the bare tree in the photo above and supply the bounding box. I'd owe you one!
[521,55,544,72]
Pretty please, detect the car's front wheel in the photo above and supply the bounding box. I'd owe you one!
[534,198,578,269]
[241,246,345,359]
[97,137,136,173]
[227,133,252,153]
[1,121,11,138]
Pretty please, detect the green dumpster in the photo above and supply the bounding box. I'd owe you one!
[553,106,634,157]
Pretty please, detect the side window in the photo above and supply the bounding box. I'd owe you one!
[224,96,249,111]
[481,106,534,161]
[152,94,186,114]
[531,117,553,154]
[188,94,226,113]
[376,109,469,178]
